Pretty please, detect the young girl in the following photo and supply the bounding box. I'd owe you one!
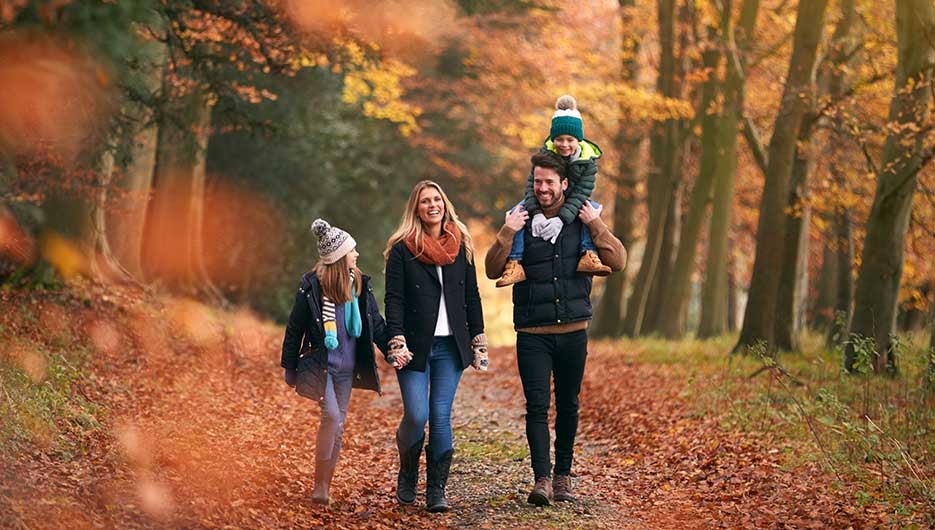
[384,180,487,512]
[495,95,611,287]
[280,218,391,506]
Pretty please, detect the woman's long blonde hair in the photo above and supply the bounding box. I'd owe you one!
[384,180,475,263]
[314,254,362,304]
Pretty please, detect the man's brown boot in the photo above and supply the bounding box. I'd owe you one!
[527,476,552,506]
[576,250,611,277]
[553,474,576,502]
[496,259,527,287]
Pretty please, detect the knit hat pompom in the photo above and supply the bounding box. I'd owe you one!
[311,218,357,265]
[555,94,577,111]
[311,218,330,238]
[550,94,584,141]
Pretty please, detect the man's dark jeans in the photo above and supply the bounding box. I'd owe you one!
[516,330,588,480]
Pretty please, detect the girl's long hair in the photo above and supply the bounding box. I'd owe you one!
[384,180,475,263]
[314,254,362,304]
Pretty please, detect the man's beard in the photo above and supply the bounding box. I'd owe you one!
[537,192,557,208]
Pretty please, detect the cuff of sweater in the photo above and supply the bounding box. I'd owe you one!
[585,215,608,234]
[496,224,518,245]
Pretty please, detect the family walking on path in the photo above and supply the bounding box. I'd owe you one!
[279,95,626,511]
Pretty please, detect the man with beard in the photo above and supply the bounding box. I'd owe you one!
[485,150,627,506]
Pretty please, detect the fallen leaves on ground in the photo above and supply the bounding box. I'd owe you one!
[0,286,913,528]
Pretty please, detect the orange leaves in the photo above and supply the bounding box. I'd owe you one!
[229,81,278,103]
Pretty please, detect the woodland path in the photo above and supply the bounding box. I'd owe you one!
[0,292,883,529]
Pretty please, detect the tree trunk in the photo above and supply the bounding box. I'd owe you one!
[644,0,694,335]
[107,40,166,281]
[644,177,681,333]
[622,0,679,337]
[812,226,838,330]
[698,0,757,339]
[774,116,816,352]
[727,262,738,332]
[928,305,935,390]
[110,123,158,281]
[734,0,829,353]
[144,81,222,299]
[592,0,642,338]
[827,208,854,347]
[846,0,935,374]
[822,0,859,347]
[660,37,721,339]
[88,147,133,282]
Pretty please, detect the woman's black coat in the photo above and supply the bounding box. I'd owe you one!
[280,272,389,394]
[384,240,485,372]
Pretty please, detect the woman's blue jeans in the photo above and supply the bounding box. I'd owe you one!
[396,336,463,459]
[316,369,354,463]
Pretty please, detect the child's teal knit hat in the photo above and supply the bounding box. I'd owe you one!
[549,95,583,140]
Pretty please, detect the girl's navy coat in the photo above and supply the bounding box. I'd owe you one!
[280,272,389,395]
[384,241,484,373]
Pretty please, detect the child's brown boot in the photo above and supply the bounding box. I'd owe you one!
[577,250,611,277]
[496,259,527,287]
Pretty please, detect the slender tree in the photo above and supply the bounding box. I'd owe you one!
[824,0,859,347]
[593,0,643,338]
[698,0,758,339]
[623,0,681,337]
[107,37,167,281]
[643,0,694,334]
[734,0,829,352]
[659,22,723,339]
[774,114,816,352]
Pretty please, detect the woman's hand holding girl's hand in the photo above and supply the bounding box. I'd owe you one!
[388,335,413,370]
[471,333,489,371]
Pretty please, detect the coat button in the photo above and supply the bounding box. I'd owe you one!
[416,283,421,288]
[553,277,558,281]
[557,319,562,323]
[554,254,559,258]
[555,298,560,303]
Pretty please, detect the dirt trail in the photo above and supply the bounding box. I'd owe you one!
[1,293,887,529]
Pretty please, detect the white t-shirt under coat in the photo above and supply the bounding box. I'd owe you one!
[433,265,452,336]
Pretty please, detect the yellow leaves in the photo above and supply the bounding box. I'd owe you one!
[503,113,550,150]
[616,84,695,122]
[296,50,329,69]
[39,231,88,280]
[341,56,421,136]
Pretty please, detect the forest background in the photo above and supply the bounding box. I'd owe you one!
[1,0,935,526]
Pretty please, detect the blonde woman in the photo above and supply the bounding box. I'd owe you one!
[384,180,487,512]
[281,219,390,506]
